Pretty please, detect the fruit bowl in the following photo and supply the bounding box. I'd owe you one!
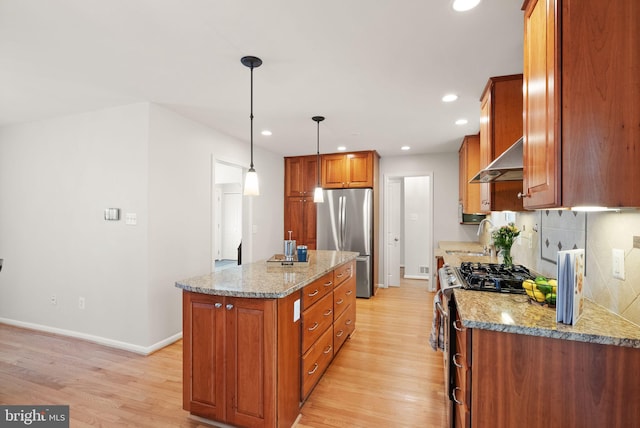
[522,277,557,308]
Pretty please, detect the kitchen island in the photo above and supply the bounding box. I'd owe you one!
[175,250,358,428]
[438,242,640,428]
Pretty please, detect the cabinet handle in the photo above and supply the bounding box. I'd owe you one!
[345,319,353,325]
[308,289,319,297]
[308,322,319,331]
[214,303,222,308]
[323,281,333,288]
[336,273,344,278]
[323,345,332,354]
[453,319,465,332]
[336,329,344,337]
[453,353,463,368]
[452,387,463,405]
[346,290,353,296]
[336,298,344,305]
[323,309,333,317]
[307,363,319,375]
[517,191,530,199]
[226,304,234,310]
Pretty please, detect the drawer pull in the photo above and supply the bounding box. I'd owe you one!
[453,353,463,368]
[336,330,344,337]
[453,319,465,332]
[308,363,319,375]
[323,309,333,317]
[308,289,319,297]
[226,304,234,310]
[452,387,463,405]
[214,303,222,308]
[346,290,353,296]
[308,322,319,331]
[336,298,344,305]
[323,345,332,354]
[323,281,333,288]
[345,319,353,325]
[336,273,344,278]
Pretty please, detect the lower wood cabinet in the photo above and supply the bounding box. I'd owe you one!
[183,292,300,428]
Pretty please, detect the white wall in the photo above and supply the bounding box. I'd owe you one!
[0,102,284,352]
[380,153,479,282]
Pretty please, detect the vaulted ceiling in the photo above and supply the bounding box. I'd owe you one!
[0,0,524,157]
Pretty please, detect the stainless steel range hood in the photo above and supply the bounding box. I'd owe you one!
[470,137,523,183]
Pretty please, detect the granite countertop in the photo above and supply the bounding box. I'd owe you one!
[454,289,640,348]
[438,241,640,349]
[175,250,358,298]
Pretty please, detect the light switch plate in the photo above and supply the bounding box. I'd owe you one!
[612,248,625,280]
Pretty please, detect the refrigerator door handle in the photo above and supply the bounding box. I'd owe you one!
[339,195,346,251]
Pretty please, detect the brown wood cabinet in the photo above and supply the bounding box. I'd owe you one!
[458,134,481,215]
[183,292,300,428]
[452,310,471,428]
[522,0,640,209]
[321,151,378,189]
[471,328,640,428]
[300,260,355,400]
[478,75,524,213]
[284,155,318,249]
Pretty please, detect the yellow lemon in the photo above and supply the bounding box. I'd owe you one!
[522,279,535,291]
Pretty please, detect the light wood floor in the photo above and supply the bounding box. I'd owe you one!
[0,279,446,427]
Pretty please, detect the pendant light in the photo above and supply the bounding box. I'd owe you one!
[312,116,325,203]
[241,56,262,196]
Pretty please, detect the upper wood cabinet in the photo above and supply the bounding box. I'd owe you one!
[458,134,481,215]
[321,151,379,189]
[478,75,524,213]
[285,155,319,197]
[522,0,640,209]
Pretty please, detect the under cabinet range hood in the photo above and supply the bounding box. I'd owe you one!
[470,137,524,183]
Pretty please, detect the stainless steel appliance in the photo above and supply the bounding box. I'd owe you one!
[317,188,373,298]
[455,261,535,293]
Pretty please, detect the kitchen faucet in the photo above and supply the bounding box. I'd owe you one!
[477,218,495,256]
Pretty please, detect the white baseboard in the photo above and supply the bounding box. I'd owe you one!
[403,275,429,280]
[0,317,182,355]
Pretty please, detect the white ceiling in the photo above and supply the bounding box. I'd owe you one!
[0,0,524,158]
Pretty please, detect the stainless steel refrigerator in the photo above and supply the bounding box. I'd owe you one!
[316,188,373,298]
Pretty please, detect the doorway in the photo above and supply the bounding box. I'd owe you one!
[213,160,243,272]
[383,172,433,290]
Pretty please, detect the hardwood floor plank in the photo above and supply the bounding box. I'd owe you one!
[0,279,446,427]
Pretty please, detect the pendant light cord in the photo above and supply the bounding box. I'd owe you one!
[249,64,254,170]
[316,120,321,186]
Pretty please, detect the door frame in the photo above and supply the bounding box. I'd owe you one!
[382,171,434,290]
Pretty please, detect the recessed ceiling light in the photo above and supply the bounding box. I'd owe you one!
[261,130,272,136]
[337,146,347,151]
[453,0,481,12]
[455,119,468,125]
[401,146,411,151]
[442,94,458,102]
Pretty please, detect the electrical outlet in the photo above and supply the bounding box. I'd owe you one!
[612,249,625,280]
[50,295,57,305]
[78,297,85,310]
[634,236,640,249]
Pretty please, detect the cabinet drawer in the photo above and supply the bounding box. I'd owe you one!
[334,303,355,352]
[333,261,354,288]
[301,272,334,310]
[454,316,471,368]
[333,277,355,319]
[301,324,334,398]
[301,292,334,353]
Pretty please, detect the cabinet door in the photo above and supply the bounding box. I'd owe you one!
[183,293,226,421]
[284,197,316,249]
[225,297,277,428]
[285,156,318,197]
[459,135,481,214]
[479,95,492,213]
[346,152,374,188]
[321,154,347,188]
[522,0,560,208]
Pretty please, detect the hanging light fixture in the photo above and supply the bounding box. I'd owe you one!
[312,116,325,203]
[241,55,262,196]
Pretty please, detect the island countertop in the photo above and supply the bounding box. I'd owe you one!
[175,250,358,298]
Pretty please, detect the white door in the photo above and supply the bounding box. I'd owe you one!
[222,192,242,260]
[387,179,402,287]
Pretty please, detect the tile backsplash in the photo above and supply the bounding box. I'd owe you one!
[482,210,640,327]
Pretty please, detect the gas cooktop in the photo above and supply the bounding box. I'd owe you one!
[456,262,535,293]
